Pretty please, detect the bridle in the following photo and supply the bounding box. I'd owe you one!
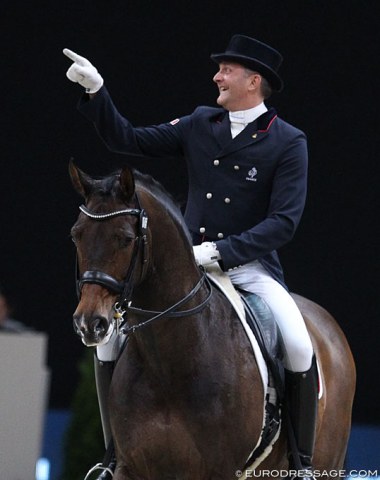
[76,199,149,306]
[75,195,212,335]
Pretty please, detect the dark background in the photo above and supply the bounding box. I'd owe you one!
[1,1,378,425]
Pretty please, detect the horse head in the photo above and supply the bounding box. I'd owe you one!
[69,161,148,346]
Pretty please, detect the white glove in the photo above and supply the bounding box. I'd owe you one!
[63,48,104,94]
[193,242,221,266]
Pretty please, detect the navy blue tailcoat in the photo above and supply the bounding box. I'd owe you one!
[78,87,308,287]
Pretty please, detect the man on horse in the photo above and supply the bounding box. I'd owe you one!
[64,34,318,478]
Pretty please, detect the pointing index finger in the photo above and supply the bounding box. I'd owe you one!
[63,48,89,66]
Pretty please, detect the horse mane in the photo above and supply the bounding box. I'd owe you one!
[133,169,192,246]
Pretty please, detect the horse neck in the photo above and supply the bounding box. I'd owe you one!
[129,194,209,378]
[133,217,203,319]
[135,187,200,308]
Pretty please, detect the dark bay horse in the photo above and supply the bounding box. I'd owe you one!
[69,162,356,480]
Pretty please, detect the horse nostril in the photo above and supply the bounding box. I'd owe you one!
[92,317,108,335]
[72,314,109,340]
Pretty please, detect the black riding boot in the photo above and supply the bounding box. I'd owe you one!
[88,354,116,480]
[285,356,318,478]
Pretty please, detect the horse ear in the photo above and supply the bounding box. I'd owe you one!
[119,166,135,200]
[69,160,93,198]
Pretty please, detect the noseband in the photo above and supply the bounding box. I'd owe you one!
[76,198,149,309]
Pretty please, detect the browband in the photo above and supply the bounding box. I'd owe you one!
[79,204,141,219]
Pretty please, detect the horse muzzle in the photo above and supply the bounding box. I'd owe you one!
[73,312,115,347]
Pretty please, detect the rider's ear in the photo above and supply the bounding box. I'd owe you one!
[119,167,135,200]
[69,160,93,198]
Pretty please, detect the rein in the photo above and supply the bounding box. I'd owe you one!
[76,197,213,336]
[122,270,213,334]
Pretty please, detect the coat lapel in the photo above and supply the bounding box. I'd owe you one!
[211,110,232,150]
[212,108,278,158]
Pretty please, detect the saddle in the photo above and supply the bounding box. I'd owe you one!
[239,290,285,400]
[204,263,284,469]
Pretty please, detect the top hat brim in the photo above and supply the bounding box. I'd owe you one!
[211,53,283,92]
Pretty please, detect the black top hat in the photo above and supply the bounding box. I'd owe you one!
[211,35,283,92]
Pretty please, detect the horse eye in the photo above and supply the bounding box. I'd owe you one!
[70,226,82,245]
[114,234,133,248]
[71,234,81,246]
[121,237,134,248]
[70,231,79,245]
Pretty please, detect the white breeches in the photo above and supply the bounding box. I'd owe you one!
[227,260,314,372]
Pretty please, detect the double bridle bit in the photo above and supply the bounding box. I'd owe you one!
[76,201,212,336]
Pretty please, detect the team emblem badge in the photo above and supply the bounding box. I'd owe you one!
[246,167,258,182]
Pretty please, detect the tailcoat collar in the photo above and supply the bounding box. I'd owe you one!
[211,107,278,157]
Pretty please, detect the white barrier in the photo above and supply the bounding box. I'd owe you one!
[0,332,49,480]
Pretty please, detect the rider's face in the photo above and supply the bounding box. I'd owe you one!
[213,62,260,111]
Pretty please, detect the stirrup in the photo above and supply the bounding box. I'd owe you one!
[84,462,114,480]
